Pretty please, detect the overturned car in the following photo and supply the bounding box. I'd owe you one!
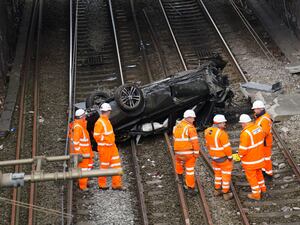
[79,56,233,143]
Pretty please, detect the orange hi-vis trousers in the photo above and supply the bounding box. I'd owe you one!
[244,169,266,197]
[175,154,196,189]
[98,145,122,188]
[262,146,273,176]
[212,159,233,193]
[78,161,93,190]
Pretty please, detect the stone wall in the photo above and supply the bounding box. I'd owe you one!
[0,0,23,96]
[265,0,300,38]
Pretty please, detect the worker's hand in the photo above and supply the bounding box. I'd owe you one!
[232,153,241,162]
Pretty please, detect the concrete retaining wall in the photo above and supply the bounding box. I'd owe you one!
[0,0,23,95]
[265,0,300,38]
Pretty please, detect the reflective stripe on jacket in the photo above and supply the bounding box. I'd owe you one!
[204,126,232,161]
[173,119,200,155]
[94,115,115,147]
[238,123,265,170]
[255,112,273,147]
[72,119,93,158]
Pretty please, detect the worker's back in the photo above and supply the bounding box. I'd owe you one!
[239,123,264,170]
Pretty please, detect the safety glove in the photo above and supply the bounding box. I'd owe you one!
[232,153,241,162]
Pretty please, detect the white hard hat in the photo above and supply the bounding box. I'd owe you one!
[239,114,251,123]
[213,114,227,123]
[75,109,85,118]
[252,100,265,109]
[100,103,112,111]
[183,109,196,118]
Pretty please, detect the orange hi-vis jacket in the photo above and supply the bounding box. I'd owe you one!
[72,119,94,168]
[238,123,265,170]
[204,126,232,162]
[93,115,116,148]
[255,112,273,147]
[173,119,200,156]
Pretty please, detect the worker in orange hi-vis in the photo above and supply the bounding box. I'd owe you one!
[204,114,233,200]
[93,103,123,190]
[72,109,94,191]
[238,114,266,201]
[252,100,273,180]
[173,109,200,193]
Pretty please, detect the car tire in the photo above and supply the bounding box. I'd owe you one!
[86,91,110,108]
[114,84,145,112]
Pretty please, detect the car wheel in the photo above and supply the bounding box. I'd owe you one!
[114,84,145,112]
[86,91,110,108]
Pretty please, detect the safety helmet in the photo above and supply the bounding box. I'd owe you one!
[100,103,112,111]
[183,109,196,118]
[252,100,265,109]
[239,114,251,123]
[75,109,85,118]
[213,114,227,123]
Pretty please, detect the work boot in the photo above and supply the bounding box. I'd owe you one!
[99,186,109,190]
[223,192,233,200]
[264,174,273,182]
[247,193,261,201]
[214,189,223,197]
[177,174,184,184]
[187,187,198,196]
[112,186,126,191]
[81,188,89,192]
[183,184,198,195]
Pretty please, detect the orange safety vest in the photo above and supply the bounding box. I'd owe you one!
[72,119,94,168]
[93,115,116,147]
[173,119,200,155]
[238,123,265,170]
[255,112,273,147]
[204,126,232,162]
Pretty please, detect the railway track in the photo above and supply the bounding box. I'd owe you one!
[155,0,300,224]
[71,0,215,224]
[75,0,120,102]
[69,0,300,224]
[8,0,44,225]
[131,133,214,225]
[71,0,156,224]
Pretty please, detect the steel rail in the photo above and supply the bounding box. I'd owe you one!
[108,0,125,85]
[158,0,188,71]
[197,1,300,224]
[197,0,247,82]
[130,140,149,225]
[272,128,300,181]
[130,0,153,83]
[66,0,79,223]
[199,0,300,183]
[195,1,251,224]
[200,147,250,225]
[164,132,190,225]
[156,0,252,223]
[195,176,214,225]
[142,9,168,78]
[228,0,275,61]
[28,0,43,224]
[10,0,40,224]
